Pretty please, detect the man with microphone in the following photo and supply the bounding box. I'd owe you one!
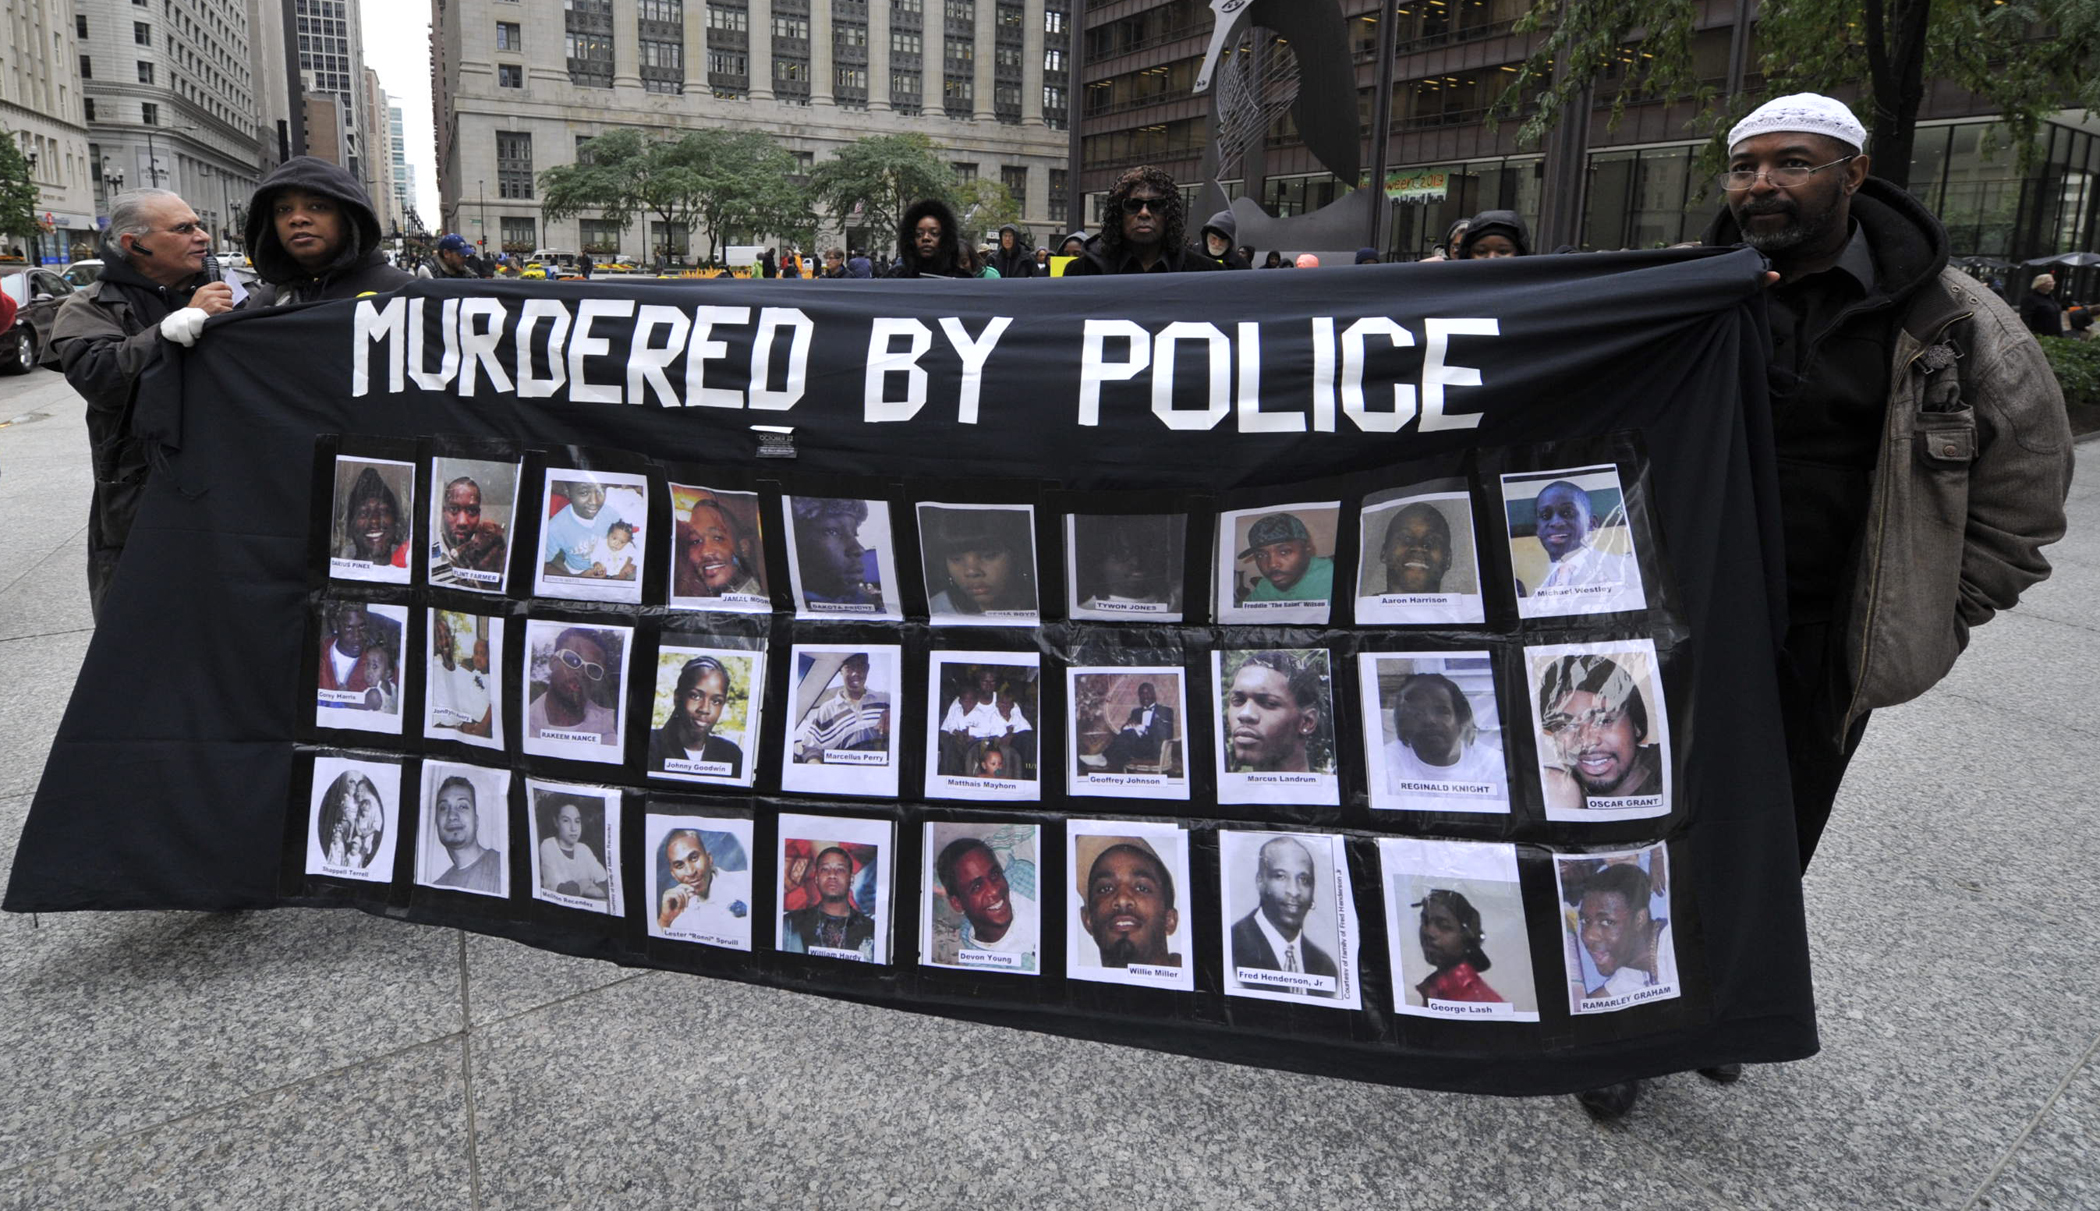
[47,189,234,617]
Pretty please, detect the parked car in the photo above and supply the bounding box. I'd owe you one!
[62,259,105,288]
[0,268,74,374]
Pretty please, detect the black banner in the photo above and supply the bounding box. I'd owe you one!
[4,249,1815,1094]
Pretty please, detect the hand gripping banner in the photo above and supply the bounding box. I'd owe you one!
[4,249,1814,1094]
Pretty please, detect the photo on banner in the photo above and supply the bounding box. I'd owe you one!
[1216,502,1341,625]
[921,820,1042,975]
[1357,651,1510,814]
[1379,837,1539,1022]
[916,503,1040,625]
[1524,638,1671,821]
[1211,649,1340,807]
[521,620,632,764]
[645,812,755,951]
[666,484,769,612]
[781,644,901,799]
[1065,514,1186,621]
[776,813,894,964]
[533,468,649,604]
[780,495,903,621]
[328,455,414,584]
[1501,465,1647,618]
[415,760,511,898]
[423,609,502,750]
[428,455,518,593]
[314,601,407,736]
[645,646,764,787]
[304,754,402,883]
[1066,821,1194,991]
[925,650,1041,801]
[1218,830,1361,1008]
[525,779,622,915]
[1554,843,1679,1015]
[1355,487,1484,625]
[1068,665,1190,801]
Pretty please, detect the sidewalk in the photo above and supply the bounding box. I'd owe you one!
[0,369,2093,1210]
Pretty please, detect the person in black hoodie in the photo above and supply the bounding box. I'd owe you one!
[1456,210,1530,258]
[241,156,413,306]
[1198,210,1249,269]
[891,199,975,279]
[1063,166,1220,276]
[46,188,236,616]
[989,224,1036,279]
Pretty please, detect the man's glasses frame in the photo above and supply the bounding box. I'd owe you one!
[1717,155,1857,192]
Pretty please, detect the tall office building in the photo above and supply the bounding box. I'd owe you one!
[389,103,414,223]
[1076,0,2099,260]
[2,0,97,260]
[434,0,1070,259]
[293,0,372,178]
[360,66,399,228]
[79,0,274,252]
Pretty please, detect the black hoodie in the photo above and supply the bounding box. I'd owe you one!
[989,224,1036,279]
[242,156,412,306]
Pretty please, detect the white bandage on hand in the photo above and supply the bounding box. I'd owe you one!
[159,307,209,347]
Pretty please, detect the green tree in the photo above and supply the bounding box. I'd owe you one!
[807,134,956,261]
[1494,0,2100,190]
[539,128,704,260]
[683,129,819,262]
[0,131,41,253]
[954,178,1021,243]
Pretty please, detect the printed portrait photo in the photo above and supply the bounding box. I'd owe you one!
[921,821,1042,975]
[414,760,511,899]
[428,456,518,593]
[1068,666,1190,801]
[925,651,1041,802]
[917,503,1040,625]
[1502,465,1648,618]
[777,813,894,965]
[1355,489,1485,626]
[781,495,903,621]
[646,813,756,951]
[304,755,402,883]
[314,601,408,736]
[534,468,650,604]
[1555,843,1679,1014]
[1525,639,1672,821]
[1065,822,1194,991]
[1218,830,1360,1009]
[526,782,621,914]
[1066,514,1186,622]
[667,485,769,612]
[1217,502,1341,625]
[1358,652,1510,814]
[646,647,763,787]
[1380,838,1539,1022]
[423,610,502,750]
[781,645,901,799]
[521,620,632,764]
[329,455,414,584]
[1212,649,1340,807]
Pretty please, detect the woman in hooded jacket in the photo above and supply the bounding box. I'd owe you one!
[242,156,413,305]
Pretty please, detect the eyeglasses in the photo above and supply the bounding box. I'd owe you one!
[555,648,606,681]
[1717,155,1857,191]
[160,222,203,236]
[1121,195,1166,215]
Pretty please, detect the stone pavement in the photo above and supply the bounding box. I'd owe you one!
[0,366,2093,1210]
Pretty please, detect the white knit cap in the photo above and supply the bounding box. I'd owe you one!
[1728,93,1868,152]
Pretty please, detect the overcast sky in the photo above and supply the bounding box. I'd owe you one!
[360,0,437,222]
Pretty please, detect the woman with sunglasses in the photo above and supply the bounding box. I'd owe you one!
[1060,165,1222,276]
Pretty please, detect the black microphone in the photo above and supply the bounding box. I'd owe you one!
[204,253,222,283]
[133,244,154,258]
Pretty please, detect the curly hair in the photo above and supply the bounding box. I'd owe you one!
[1100,166,1186,258]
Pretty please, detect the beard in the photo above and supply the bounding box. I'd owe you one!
[1735,196,1845,254]
[1097,935,1142,967]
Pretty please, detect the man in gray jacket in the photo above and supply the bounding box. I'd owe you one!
[45,189,234,616]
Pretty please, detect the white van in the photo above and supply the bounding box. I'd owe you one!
[529,248,582,275]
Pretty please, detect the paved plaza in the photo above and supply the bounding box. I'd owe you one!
[0,365,2093,1210]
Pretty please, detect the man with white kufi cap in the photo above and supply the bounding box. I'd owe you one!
[1560,93,2073,1124]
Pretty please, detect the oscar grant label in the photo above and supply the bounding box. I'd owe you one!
[1235,967,1337,995]
[1582,792,1663,812]
[1428,997,1515,1019]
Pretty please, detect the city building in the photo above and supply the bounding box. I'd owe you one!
[389,103,415,225]
[361,66,399,230]
[1,0,97,261]
[294,0,373,179]
[433,0,1071,260]
[1073,0,2099,261]
[78,0,276,254]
